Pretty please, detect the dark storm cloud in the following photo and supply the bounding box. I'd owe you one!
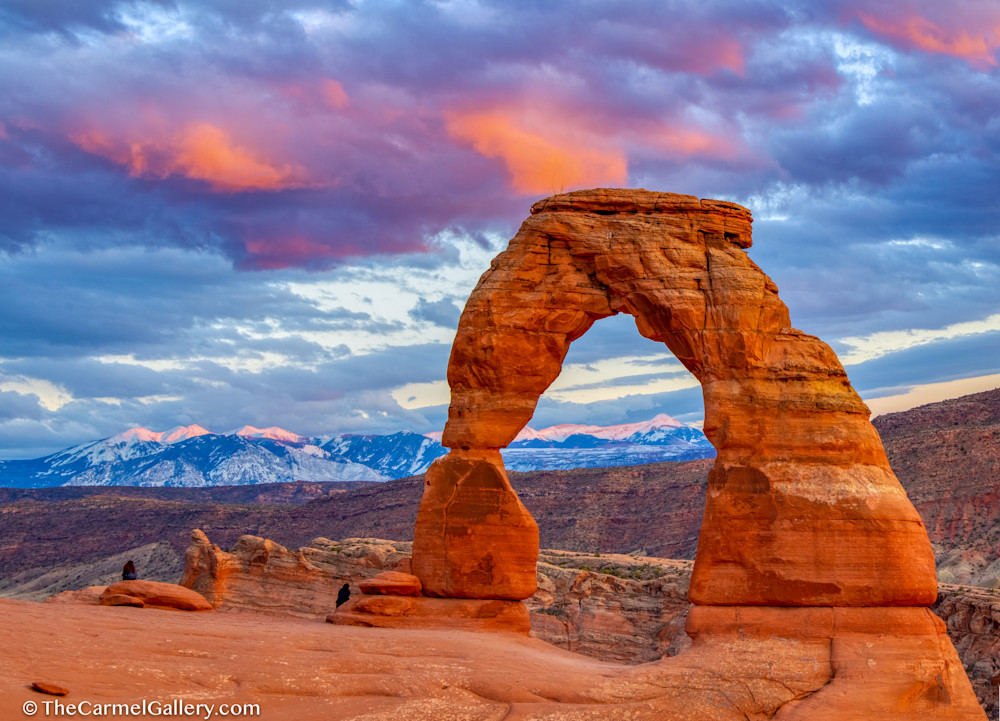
[0,241,364,359]
[0,390,45,422]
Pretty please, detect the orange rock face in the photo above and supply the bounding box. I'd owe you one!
[100,580,212,611]
[413,187,936,607]
[412,450,538,599]
[357,571,423,596]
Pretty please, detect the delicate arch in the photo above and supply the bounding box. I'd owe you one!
[412,188,936,608]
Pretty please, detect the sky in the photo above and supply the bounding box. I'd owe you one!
[2,0,1000,459]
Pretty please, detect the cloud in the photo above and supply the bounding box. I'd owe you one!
[410,298,462,328]
[838,312,1000,365]
[72,123,309,192]
[2,0,1000,458]
[853,4,1000,70]
[445,107,628,195]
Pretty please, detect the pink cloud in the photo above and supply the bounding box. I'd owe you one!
[857,7,1000,70]
[71,122,309,192]
[445,107,627,195]
[322,79,350,110]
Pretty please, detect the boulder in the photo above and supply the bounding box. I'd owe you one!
[100,580,211,611]
[179,532,411,618]
[99,593,145,608]
[358,571,422,596]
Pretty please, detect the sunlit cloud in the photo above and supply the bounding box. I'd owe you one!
[322,79,350,110]
[71,122,308,192]
[444,107,627,195]
[864,373,1000,417]
[0,377,72,411]
[857,9,1000,70]
[840,313,1000,365]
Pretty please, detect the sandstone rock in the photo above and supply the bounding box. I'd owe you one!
[358,571,422,596]
[527,550,693,663]
[100,580,211,611]
[31,681,68,696]
[934,585,1000,717]
[43,586,106,605]
[180,531,412,618]
[414,187,936,607]
[99,593,145,608]
[412,450,538,599]
[328,595,531,634]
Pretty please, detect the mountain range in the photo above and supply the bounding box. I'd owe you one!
[0,414,714,488]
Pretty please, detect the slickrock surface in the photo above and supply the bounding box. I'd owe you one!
[417,188,936,607]
[45,534,998,716]
[100,580,212,611]
[0,597,983,720]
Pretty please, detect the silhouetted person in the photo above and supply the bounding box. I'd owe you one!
[336,582,350,608]
[122,560,137,581]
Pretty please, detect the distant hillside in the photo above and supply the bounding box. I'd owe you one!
[0,459,710,582]
[873,385,1000,584]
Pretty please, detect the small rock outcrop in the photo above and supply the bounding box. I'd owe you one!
[180,530,411,618]
[99,580,211,611]
[358,571,423,596]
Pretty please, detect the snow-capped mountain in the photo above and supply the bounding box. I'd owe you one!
[499,413,714,471]
[320,432,446,480]
[0,414,715,488]
[0,427,386,488]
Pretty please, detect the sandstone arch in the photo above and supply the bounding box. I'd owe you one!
[411,188,937,607]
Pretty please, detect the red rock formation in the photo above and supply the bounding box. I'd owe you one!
[413,188,936,606]
[180,531,412,618]
[401,188,981,717]
[358,571,422,596]
[99,580,212,611]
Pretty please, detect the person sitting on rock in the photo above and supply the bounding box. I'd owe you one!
[336,582,350,608]
[122,560,138,581]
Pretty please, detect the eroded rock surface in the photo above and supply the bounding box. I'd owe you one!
[414,188,936,607]
[934,586,1000,717]
[99,580,211,611]
[180,530,411,618]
